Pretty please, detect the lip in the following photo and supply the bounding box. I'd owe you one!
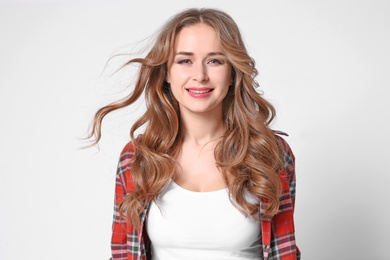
[186,87,214,98]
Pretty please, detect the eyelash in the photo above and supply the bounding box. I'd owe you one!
[177,59,191,64]
[176,59,224,65]
[208,59,223,64]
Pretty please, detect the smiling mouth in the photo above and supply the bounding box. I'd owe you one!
[186,89,213,94]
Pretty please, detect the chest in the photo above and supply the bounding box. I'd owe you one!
[174,143,226,192]
[146,182,262,259]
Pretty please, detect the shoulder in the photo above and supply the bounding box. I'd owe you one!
[273,130,292,151]
[273,130,295,164]
[118,141,135,169]
[115,141,136,193]
[116,141,135,182]
[273,130,296,183]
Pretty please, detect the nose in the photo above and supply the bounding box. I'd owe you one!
[192,63,208,82]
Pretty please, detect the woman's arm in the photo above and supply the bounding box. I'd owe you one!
[268,135,301,260]
[110,143,135,260]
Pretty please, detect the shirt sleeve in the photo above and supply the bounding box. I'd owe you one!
[280,135,297,212]
[111,143,135,260]
[268,135,301,260]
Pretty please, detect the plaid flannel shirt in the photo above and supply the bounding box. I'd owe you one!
[110,133,300,260]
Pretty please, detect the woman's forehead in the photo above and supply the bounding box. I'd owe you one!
[173,24,222,53]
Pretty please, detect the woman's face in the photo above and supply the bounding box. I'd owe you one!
[167,23,232,117]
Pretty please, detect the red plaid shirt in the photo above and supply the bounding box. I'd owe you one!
[110,133,300,260]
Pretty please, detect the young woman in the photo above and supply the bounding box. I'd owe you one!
[89,8,300,260]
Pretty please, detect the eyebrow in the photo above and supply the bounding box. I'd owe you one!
[174,51,225,57]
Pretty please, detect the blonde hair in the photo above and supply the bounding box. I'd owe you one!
[89,8,282,229]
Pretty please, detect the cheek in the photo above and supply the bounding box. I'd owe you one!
[167,68,189,84]
[217,68,232,86]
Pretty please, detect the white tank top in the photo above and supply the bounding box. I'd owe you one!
[146,181,262,260]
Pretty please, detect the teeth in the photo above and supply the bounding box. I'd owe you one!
[188,89,211,94]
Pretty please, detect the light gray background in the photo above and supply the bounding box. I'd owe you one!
[1,1,389,259]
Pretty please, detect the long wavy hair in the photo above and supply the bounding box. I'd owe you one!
[89,8,283,229]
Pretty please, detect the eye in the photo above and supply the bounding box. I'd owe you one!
[207,59,223,65]
[177,59,192,64]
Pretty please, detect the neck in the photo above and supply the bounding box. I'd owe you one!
[179,110,225,146]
